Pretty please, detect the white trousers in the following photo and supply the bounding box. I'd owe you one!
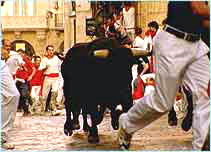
[1,62,20,142]
[30,86,41,102]
[120,31,210,150]
[42,76,59,102]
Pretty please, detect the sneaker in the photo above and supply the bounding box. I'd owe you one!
[117,126,132,150]
[1,142,15,149]
[117,114,132,150]
[51,110,61,116]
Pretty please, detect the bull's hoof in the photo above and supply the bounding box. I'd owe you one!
[64,128,73,136]
[64,121,73,136]
[111,109,122,130]
[72,123,80,130]
[88,135,99,144]
[111,120,119,130]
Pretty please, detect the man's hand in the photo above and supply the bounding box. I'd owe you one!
[27,75,32,81]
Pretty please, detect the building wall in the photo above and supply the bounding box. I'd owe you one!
[2,0,169,56]
[75,0,93,44]
[136,1,168,29]
[2,0,64,57]
[3,30,64,56]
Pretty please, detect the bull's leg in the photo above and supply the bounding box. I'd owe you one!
[120,88,133,112]
[82,106,88,133]
[88,125,99,144]
[72,103,81,130]
[64,96,73,136]
[87,105,100,144]
[109,104,122,130]
[95,105,106,125]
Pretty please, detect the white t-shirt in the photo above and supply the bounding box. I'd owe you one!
[123,7,135,30]
[6,50,25,76]
[39,55,62,75]
[0,60,20,98]
[133,36,149,50]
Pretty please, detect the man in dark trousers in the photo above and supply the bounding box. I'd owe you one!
[117,1,210,150]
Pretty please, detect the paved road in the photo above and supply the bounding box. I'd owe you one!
[7,112,192,150]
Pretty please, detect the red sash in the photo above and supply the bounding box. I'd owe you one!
[39,73,59,96]
[45,73,59,77]
[132,77,145,100]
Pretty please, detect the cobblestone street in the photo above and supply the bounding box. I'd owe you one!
[7,112,192,151]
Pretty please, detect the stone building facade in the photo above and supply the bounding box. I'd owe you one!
[1,0,168,56]
[136,1,168,29]
[1,0,65,57]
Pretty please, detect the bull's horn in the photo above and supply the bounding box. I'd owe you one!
[131,48,149,56]
[93,49,109,58]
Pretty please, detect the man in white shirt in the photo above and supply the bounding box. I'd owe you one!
[39,45,62,114]
[1,39,25,78]
[145,21,160,73]
[1,39,20,149]
[122,3,135,41]
[133,27,151,51]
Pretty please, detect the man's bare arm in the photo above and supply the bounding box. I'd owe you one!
[202,19,210,30]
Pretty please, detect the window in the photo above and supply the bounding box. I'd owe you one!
[1,0,36,16]
[19,0,35,16]
[27,0,34,16]
[18,0,24,16]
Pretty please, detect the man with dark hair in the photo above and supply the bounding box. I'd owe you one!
[148,21,159,32]
[30,56,44,113]
[16,49,36,116]
[39,45,62,115]
[117,1,210,150]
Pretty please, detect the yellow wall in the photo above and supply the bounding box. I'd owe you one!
[2,1,169,56]
[2,0,64,57]
[136,1,168,29]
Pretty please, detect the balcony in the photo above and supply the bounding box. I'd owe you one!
[1,16,48,31]
[55,13,64,28]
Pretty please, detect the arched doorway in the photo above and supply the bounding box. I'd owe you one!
[11,40,35,57]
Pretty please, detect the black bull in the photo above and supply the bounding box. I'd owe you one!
[61,38,140,143]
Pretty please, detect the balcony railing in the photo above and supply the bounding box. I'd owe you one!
[55,13,64,28]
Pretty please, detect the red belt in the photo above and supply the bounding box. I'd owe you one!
[44,73,59,77]
[40,73,59,96]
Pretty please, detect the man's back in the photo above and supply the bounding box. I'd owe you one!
[166,1,203,34]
